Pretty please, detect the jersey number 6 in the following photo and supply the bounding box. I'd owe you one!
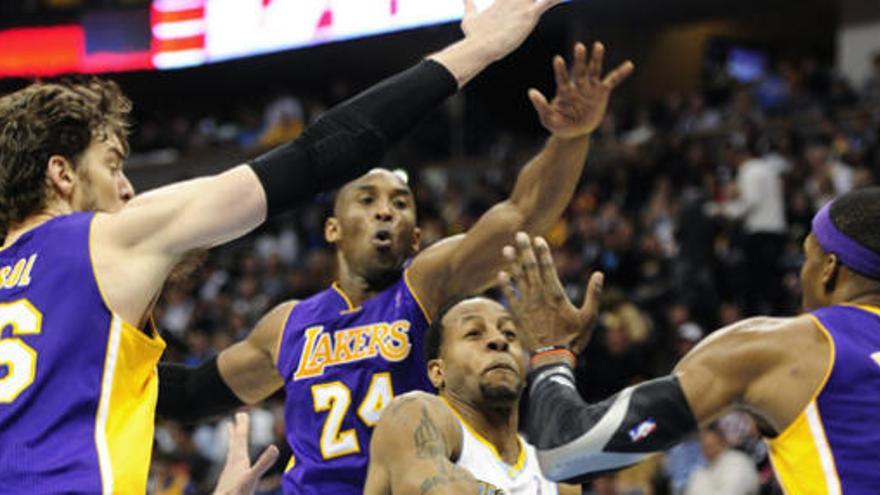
[0,299,43,403]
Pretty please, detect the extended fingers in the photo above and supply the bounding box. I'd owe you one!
[250,445,280,478]
[514,232,542,290]
[602,60,635,88]
[231,412,249,449]
[498,270,519,307]
[571,42,589,82]
[580,271,605,314]
[533,237,558,285]
[553,55,570,89]
[587,41,604,80]
[528,88,552,121]
[534,236,569,296]
[503,244,526,289]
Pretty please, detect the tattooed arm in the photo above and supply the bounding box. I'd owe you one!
[364,392,480,495]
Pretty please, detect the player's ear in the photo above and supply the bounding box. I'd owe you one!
[822,252,840,292]
[427,358,445,389]
[410,226,422,253]
[325,217,341,244]
[45,154,77,201]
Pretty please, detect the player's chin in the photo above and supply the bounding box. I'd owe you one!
[478,380,522,404]
[369,249,407,271]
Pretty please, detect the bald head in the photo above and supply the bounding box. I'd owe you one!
[333,168,410,216]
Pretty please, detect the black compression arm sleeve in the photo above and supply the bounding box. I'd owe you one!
[157,357,244,424]
[250,59,458,217]
[526,364,698,482]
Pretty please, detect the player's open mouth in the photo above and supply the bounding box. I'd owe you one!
[373,229,392,248]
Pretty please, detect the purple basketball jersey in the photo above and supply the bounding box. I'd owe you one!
[0,213,165,493]
[769,304,880,494]
[276,272,433,494]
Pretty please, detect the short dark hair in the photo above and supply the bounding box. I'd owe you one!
[0,79,131,233]
[829,187,880,261]
[424,294,482,362]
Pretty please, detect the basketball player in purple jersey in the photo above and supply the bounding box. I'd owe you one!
[0,0,555,490]
[157,38,634,493]
[501,189,880,494]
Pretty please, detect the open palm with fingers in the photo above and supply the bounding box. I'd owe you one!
[529,42,634,138]
[461,0,562,62]
[214,412,280,495]
[499,232,604,353]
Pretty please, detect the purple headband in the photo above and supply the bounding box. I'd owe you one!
[812,201,880,279]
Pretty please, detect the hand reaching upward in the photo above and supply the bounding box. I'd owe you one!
[499,232,604,353]
[529,42,635,138]
[460,0,562,62]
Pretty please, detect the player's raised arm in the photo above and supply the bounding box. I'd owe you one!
[363,392,479,495]
[500,234,828,482]
[91,0,564,325]
[156,301,295,423]
[407,42,634,317]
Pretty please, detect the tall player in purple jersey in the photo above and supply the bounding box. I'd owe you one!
[0,0,554,490]
[499,190,880,494]
[157,38,635,494]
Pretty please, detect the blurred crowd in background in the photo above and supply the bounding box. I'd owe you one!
[142,52,880,494]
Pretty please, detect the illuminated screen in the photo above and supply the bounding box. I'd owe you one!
[152,0,498,69]
[0,0,550,76]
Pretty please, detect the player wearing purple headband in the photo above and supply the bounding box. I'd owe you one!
[496,187,880,495]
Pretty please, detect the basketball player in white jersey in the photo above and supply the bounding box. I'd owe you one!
[362,291,599,494]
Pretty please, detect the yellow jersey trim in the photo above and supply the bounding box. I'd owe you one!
[772,315,836,441]
[440,397,526,476]
[403,268,433,325]
[847,303,880,319]
[767,315,840,495]
[95,315,123,493]
[331,282,359,312]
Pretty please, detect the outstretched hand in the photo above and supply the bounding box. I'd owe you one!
[214,412,280,495]
[499,232,604,353]
[529,42,635,138]
[461,0,562,62]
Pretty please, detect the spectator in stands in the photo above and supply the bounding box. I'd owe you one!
[685,425,759,495]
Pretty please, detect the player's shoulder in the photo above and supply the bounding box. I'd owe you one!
[379,392,458,432]
[251,299,300,346]
[681,315,824,375]
[699,315,814,346]
[383,391,447,419]
[373,392,462,459]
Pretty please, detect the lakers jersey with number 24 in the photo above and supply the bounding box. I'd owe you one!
[276,272,433,494]
[0,212,165,493]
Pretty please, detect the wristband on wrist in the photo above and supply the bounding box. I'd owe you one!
[529,345,576,369]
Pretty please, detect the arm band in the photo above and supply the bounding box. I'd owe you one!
[527,364,697,482]
[156,356,244,424]
[250,59,458,217]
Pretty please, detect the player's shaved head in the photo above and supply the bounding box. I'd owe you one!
[333,168,410,216]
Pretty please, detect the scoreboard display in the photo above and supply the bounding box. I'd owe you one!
[0,0,503,76]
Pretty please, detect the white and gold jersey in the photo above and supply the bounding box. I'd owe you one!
[444,399,560,495]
